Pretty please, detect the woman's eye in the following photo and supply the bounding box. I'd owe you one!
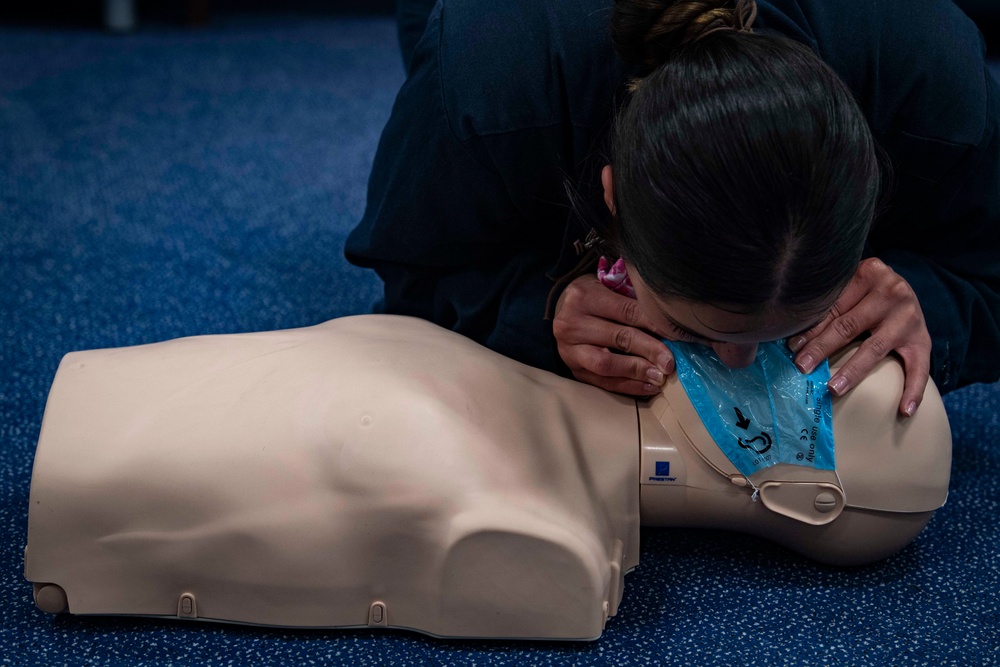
[666,322,701,342]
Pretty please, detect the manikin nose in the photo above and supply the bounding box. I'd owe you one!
[712,341,759,368]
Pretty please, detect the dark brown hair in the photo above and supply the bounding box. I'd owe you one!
[608,0,881,313]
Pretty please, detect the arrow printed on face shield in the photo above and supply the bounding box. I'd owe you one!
[734,407,751,430]
[737,432,772,455]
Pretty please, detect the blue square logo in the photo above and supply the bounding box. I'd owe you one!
[655,461,670,476]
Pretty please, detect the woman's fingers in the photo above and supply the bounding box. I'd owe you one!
[572,347,669,395]
[789,258,932,416]
[897,344,932,417]
[790,268,874,373]
[553,275,674,394]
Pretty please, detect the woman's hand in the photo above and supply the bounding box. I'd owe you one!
[788,258,932,417]
[553,274,675,395]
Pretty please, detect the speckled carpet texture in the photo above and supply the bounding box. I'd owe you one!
[2,10,1000,667]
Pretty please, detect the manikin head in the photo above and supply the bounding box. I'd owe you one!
[603,0,881,367]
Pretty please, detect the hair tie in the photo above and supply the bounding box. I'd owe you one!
[625,0,759,93]
[696,0,758,41]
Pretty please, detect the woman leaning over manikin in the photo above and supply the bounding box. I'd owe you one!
[346,0,1000,409]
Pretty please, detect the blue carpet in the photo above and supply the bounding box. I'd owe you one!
[2,14,999,666]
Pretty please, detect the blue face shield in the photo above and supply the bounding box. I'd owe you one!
[664,340,835,480]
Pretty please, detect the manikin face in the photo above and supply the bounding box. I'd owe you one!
[602,165,834,368]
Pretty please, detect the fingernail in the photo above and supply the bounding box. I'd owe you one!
[642,383,660,394]
[829,375,848,395]
[646,367,664,385]
[660,356,675,375]
[796,354,815,374]
[788,336,806,353]
[903,401,917,417]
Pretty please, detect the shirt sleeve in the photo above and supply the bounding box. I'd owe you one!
[874,70,1000,392]
[344,2,568,373]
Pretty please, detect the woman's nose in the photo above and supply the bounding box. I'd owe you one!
[712,341,759,368]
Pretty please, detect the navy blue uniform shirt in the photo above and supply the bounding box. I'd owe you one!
[346,0,1000,393]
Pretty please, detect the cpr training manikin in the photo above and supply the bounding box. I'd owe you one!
[24,315,951,640]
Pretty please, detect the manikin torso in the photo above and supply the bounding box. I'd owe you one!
[24,315,950,640]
